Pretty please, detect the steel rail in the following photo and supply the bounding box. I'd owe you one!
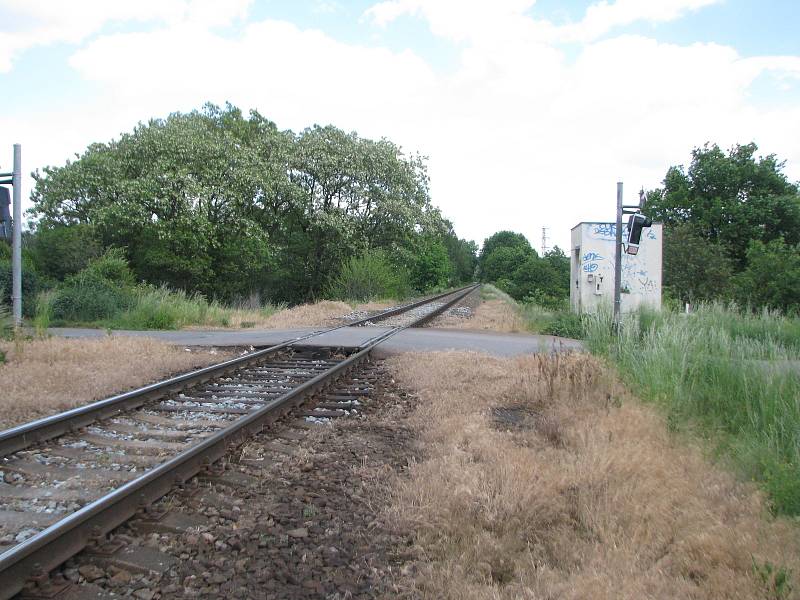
[0,283,479,598]
[0,284,476,458]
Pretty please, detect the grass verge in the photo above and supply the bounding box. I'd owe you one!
[387,350,800,599]
[0,337,234,430]
[584,304,800,516]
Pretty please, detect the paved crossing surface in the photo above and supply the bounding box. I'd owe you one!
[49,326,583,357]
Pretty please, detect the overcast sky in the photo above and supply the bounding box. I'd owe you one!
[1,0,798,250]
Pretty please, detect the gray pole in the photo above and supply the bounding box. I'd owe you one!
[613,180,622,330]
[11,144,22,327]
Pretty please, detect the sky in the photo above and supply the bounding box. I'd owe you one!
[1,0,799,251]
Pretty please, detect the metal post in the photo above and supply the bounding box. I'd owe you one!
[11,144,21,327]
[613,181,622,330]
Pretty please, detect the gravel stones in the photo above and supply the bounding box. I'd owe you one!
[62,363,417,599]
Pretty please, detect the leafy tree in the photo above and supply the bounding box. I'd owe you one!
[663,223,733,303]
[29,103,453,304]
[508,247,569,308]
[442,229,478,284]
[478,230,533,280]
[392,235,452,292]
[28,224,102,281]
[647,143,800,268]
[482,245,533,285]
[734,238,800,313]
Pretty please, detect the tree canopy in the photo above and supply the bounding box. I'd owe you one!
[647,143,800,310]
[476,230,569,307]
[28,103,476,303]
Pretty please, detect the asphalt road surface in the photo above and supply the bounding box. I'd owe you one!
[48,326,583,357]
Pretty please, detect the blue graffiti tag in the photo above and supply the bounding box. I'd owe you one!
[647,229,657,240]
[592,224,616,237]
[582,263,599,273]
[582,251,603,262]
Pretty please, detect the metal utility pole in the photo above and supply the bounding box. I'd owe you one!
[541,226,549,256]
[11,144,21,327]
[613,181,623,329]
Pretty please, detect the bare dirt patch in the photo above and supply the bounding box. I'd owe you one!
[386,350,800,599]
[0,337,234,430]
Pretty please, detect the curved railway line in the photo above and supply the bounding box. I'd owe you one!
[0,284,479,598]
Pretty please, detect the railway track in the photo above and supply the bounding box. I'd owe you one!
[0,284,478,598]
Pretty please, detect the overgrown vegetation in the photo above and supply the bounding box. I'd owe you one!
[326,250,410,302]
[648,142,800,311]
[24,103,476,310]
[585,304,800,516]
[33,250,285,330]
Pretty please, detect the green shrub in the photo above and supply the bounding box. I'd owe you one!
[327,250,410,301]
[84,248,136,287]
[28,224,102,281]
[541,312,584,339]
[0,260,40,318]
[51,270,132,323]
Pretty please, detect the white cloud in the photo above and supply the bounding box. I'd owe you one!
[3,0,800,251]
[0,0,252,72]
[363,0,722,44]
[560,0,722,42]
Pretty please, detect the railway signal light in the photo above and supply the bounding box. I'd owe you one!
[625,213,653,255]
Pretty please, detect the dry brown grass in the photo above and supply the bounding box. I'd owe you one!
[454,299,526,333]
[192,300,395,330]
[387,351,800,599]
[0,337,233,430]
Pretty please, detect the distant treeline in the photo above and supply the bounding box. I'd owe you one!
[17,103,476,307]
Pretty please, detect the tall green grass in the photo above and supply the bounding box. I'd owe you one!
[108,286,283,330]
[585,304,800,515]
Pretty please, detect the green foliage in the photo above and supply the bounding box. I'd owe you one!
[51,269,132,323]
[753,558,793,600]
[0,260,40,318]
[443,232,477,284]
[511,247,569,307]
[540,312,584,339]
[663,223,733,303]
[0,302,11,343]
[482,245,531,284]
[405,236,452,291]
[84,248,136,287]
[734,238,800,313]
[327,250,410,301]
[113,286,212,330]
[30,104,461,303]
[648,142,800,310]
[28,224,101,281]
[584,304,800,516]
[478,230,569,308]
[478,231,534,282]
[33,290,55,336]
[49,250,138,323]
